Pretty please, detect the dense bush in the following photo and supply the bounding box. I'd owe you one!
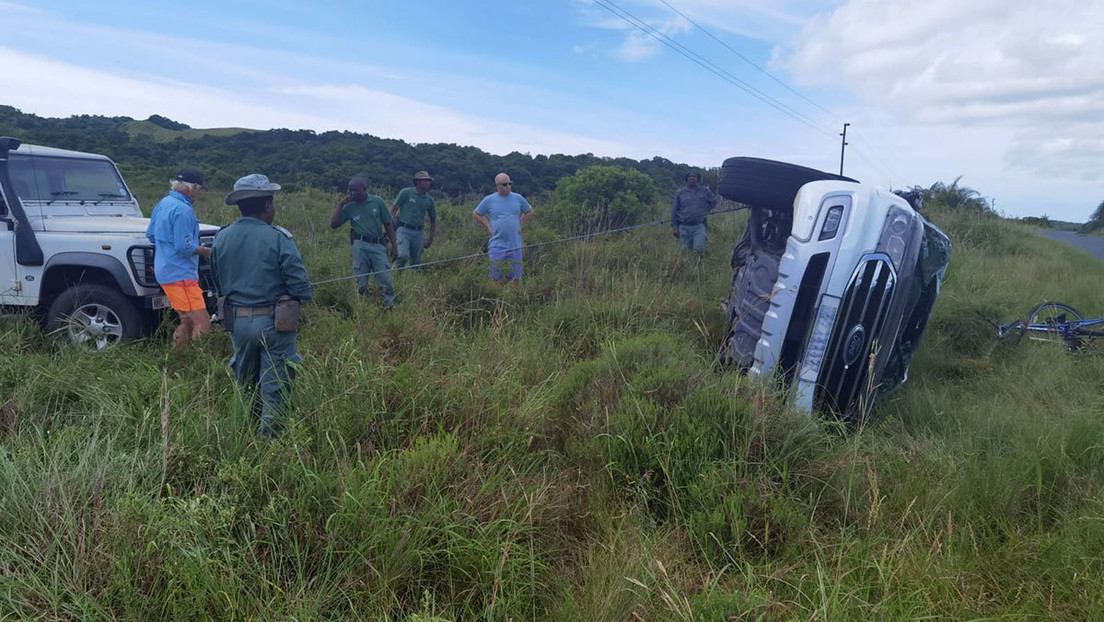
[1080,199,1104,233]
[0,105,704,202]
[545,165,662,234]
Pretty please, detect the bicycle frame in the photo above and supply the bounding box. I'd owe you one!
[995,304,1104,349]
[1023,317,1104,340]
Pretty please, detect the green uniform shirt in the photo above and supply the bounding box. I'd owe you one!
[211,217,313,307]
[392,187,437,227]
[341,195,392,238]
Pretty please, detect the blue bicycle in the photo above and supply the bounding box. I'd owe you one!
[994,302,1104,352]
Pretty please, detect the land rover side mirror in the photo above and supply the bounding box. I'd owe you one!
[0,137,23,155]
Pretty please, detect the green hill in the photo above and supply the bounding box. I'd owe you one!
[121,118,258,143]
[0,105,702,200]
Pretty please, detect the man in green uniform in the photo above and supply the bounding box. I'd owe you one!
[330,176,397,309]
[211,174,313,439]
[390,170,437,268]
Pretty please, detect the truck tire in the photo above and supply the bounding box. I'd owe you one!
[45,284,143,350]
[717,157,857,210]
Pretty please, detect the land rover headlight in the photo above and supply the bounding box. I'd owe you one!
[877,205,912,268]
[127,246,158,288]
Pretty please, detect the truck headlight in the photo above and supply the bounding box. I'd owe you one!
[877,206,912,268]
[818,204,845,241]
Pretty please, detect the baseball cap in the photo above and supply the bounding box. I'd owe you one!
[176,169,206,189]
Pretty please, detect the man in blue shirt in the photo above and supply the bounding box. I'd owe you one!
[473,173,533,284]
[212,174,312,438]
[670,171,718,258]
[145,169,211,349]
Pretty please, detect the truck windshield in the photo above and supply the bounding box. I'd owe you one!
[8,154,131,203]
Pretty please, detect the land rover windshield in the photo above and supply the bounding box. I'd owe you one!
[8,154,132,203]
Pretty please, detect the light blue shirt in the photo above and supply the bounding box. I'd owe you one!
[475,192,532,251]
[145,190,200,284]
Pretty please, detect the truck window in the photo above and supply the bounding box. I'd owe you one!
[8,155,131,203]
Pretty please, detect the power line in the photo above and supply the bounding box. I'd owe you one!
[591,0,837,139]
[846,128,905,185]
[654,0,842,122]
[653,0,906,185]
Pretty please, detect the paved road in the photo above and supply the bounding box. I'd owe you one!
[1037,230,1104,262]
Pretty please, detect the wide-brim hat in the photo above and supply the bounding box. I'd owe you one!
[225,173,281,205]
[413,170,433,181]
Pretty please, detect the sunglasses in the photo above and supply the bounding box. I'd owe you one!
[497,182,512,186]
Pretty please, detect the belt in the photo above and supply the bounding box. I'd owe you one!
[398,222,423,231]
[234,305,273,317]
[354,234,386,244]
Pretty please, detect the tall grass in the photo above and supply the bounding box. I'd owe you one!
[1,195,1102,620]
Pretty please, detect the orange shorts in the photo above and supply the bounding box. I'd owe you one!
[161,280,206,313]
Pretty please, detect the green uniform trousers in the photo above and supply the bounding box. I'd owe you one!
[229,311,301,438]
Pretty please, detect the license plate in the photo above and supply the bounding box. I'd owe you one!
[151,294,170,310]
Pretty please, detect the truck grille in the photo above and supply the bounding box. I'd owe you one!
[814,255,896,417]
[198,233,216,292]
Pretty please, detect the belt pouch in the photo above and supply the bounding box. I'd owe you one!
[217,296,234,332]
[274,296,301,333]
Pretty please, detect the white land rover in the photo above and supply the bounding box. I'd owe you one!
[0,137,218,348]
[719,157,951,424]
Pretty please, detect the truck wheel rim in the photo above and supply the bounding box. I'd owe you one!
[65,303,123,350]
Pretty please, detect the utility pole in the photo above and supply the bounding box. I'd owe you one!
[839,123,850,176]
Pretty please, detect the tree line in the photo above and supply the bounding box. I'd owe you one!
[0,106,705,201]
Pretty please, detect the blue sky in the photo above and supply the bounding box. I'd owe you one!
[2,0,1101,220]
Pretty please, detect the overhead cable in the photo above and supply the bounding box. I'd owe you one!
[591,0,837,139]
[655,0,842,122]
[652,0,906,184]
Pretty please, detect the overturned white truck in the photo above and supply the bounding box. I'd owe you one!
[719,157,951,424]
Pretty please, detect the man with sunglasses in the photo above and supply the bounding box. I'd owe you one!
[473,173,533,283]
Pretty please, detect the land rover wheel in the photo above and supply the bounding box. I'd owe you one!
[45,285,143,350]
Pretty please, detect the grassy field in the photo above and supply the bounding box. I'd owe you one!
[1,184,1103,621]
[121,119,258,142]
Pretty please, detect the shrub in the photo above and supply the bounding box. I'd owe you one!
[1080,199,1104,233]
[546,165,661,234]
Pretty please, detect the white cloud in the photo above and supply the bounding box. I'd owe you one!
[0,47,335,131]
[270,84,632,157]
[573,2,692,61]
[0,45,635,161]
[781,0,1104,186]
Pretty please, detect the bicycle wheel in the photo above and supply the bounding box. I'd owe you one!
[1026,302,1082,349]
